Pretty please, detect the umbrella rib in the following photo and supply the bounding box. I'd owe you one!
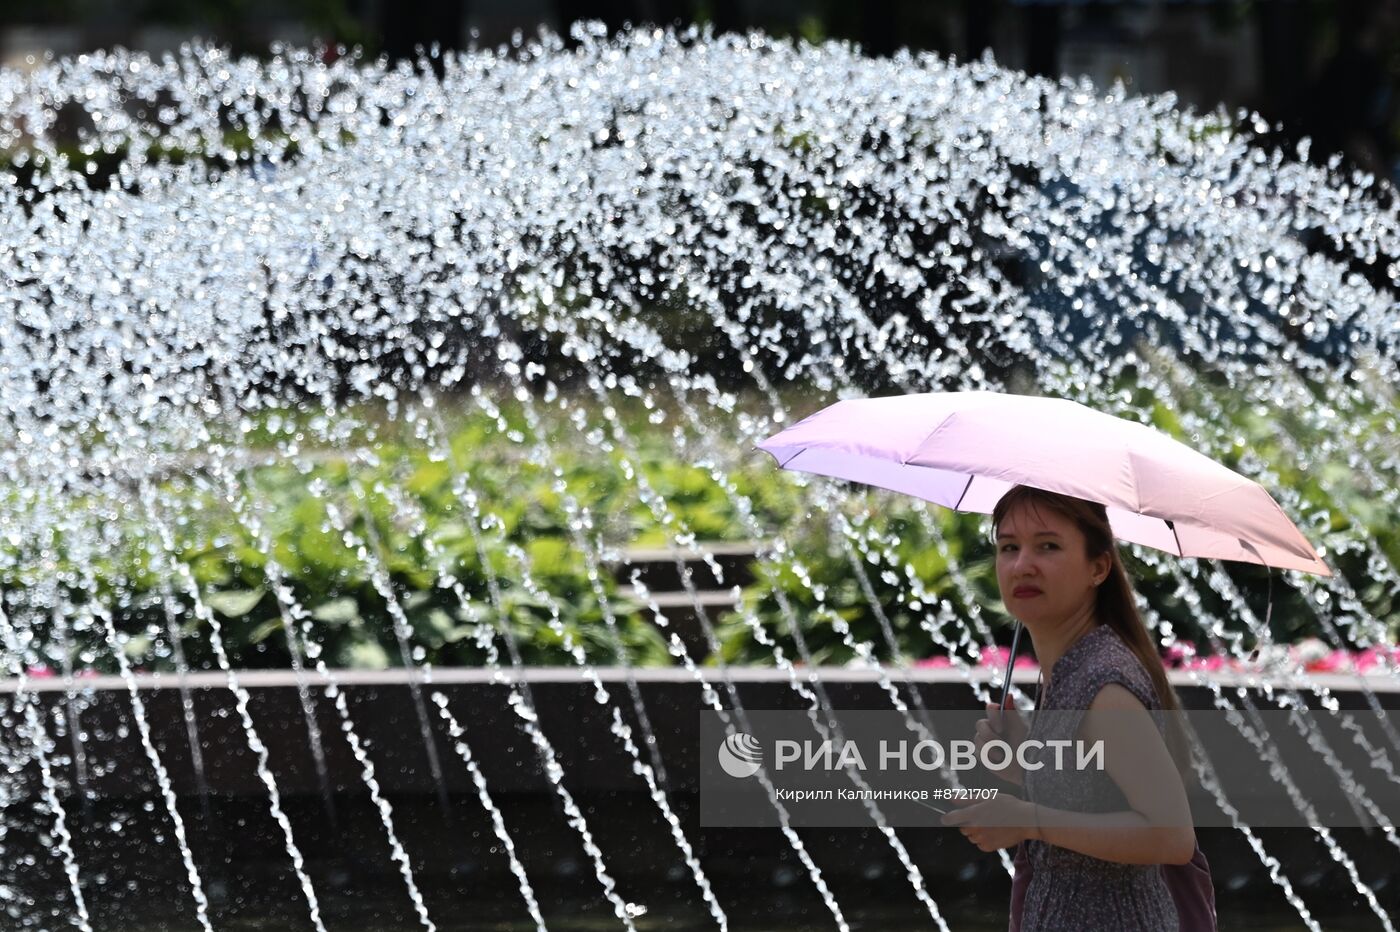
[952,475,974,511]
[1166,519,1183,557]
[776,448,805,469]
[900,414,954,465]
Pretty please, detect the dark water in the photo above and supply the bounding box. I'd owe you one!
[14,792,1395,931]
[106,895,1386,931]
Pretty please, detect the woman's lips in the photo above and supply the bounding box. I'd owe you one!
[1013,587,1042,598]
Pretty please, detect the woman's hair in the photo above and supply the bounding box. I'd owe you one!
[991,484,1194,779]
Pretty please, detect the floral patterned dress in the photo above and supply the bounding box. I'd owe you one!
[1015,623,1180,931]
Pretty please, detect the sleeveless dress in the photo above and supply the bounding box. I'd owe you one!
[1014,623,1180,931]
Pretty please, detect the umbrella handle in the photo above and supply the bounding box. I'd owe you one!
[999,622,1024,713]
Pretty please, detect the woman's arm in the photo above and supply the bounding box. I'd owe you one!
[1032,683,1196,865]
[944,683,1196,864]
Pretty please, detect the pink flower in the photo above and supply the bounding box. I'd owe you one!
[977,646,1012,668]
[1290,637,1330,669]
[915,656,953,669]
[1167,645,1400,675]
[25,664,55,679]
[1355,647,1400,672]
[1162,643,1196,669]
[908,644,1400,677]
[1305,650,1353,673]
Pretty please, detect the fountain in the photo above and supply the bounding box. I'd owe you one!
[0,21,1397,930]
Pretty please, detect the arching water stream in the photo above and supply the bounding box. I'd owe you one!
[0,22,1397,930]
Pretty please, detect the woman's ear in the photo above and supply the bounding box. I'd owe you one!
[1093,553,1111,586]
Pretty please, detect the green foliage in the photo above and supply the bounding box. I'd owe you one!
[13,368,1400,675]
[714,500,1007,665]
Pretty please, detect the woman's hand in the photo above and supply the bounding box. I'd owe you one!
[940,793,1037,852]
[975,698,1029,785]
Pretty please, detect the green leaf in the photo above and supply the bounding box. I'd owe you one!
[346,640,390,669]
[122,633,152,659]
[406,460,449,496]
[311,597,361,625]
[232,544,267,570]
[205,587,265,618]
[189,553,233,587]
[249,617,285,645]
[526,537,571,576]
[425,608,456,638]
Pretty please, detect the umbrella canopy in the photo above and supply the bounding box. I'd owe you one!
[757,391,1330,577]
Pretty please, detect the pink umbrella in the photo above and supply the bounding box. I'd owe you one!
[757,391,1331,707]
[757,390,1328,575]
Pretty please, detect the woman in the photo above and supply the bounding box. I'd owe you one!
[941,484,1216,931]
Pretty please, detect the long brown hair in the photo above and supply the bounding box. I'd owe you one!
[991,484,1194,778]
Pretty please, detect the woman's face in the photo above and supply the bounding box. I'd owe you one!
[995,501,1109,627]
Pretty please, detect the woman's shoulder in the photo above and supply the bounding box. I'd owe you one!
[1054,624,1160,711]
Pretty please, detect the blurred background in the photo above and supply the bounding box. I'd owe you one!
[2,0,1399,182]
